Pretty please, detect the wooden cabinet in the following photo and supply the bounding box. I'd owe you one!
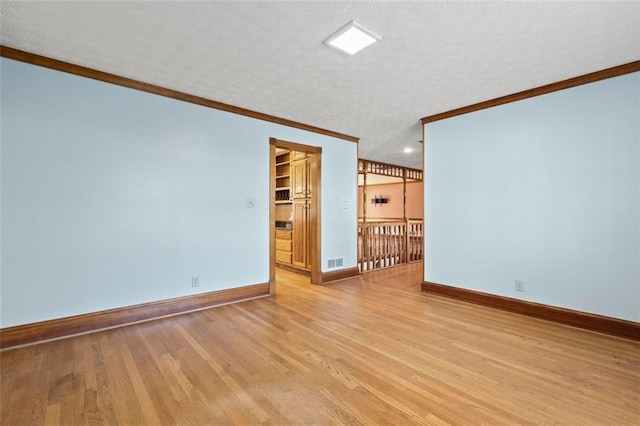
[291,159,311,199]
[274,150,293,267]
[291,153,315,270]
[275,229,292,265]
[291,155,313,200]
[275,151,291,203]
[274,148,316,272]
[292,200,310,269]
[275,238,292,252]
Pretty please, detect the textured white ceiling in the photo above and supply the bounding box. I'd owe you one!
[1,1,638,169]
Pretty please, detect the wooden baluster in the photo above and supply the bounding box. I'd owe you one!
[404,223,408,264]
[376,225,379,270]
[391,224,395,266]
[368,225,373,271]
[388,225,392,267]
[378,225,382,269]
[394,225,404,265]
[383,225,387,267]
[419,221,422,260]
[358,224,362,272]
[366,224,370,270]
[369,225,372,271]
[387,225,390,267]
[396,224,399,265]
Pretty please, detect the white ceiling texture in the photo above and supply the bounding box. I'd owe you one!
[1,1,638,169]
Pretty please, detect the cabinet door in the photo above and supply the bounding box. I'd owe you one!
[292,200,309,269]
[291,159,309,199]
[306,154,316,200]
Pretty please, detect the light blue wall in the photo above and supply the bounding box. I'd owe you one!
[424,72,639,322]
[0,58,358,327]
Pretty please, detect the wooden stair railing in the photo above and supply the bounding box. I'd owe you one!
[358,220,423,272]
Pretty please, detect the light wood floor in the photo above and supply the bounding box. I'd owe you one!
[1,263,638,425]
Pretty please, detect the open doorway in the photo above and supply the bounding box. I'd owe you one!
[269,138,322,294]
[357,159,424,273]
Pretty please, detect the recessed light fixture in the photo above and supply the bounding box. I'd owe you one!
[324,20,380,55]
[403,147,413,153]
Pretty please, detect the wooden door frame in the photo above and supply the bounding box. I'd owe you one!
[269,138,322,294]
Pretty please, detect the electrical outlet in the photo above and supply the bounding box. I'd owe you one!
[515,280,525,292]
[192,276,200,288]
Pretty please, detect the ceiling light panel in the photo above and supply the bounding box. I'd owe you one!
[325,20,380,55]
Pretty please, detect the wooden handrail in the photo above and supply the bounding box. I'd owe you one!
[358,159,423,181]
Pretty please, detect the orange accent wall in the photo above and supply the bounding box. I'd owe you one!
[358,181,423,219]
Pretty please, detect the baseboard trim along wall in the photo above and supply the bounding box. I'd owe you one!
[0,283,270,350]
[322,267,360,283]
[422,281,639,341]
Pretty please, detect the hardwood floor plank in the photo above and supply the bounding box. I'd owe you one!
[120,343,163,425]
[1,262,639,424]
[174,323,271,424]
[44,403,60,425]
[91,339,119,425]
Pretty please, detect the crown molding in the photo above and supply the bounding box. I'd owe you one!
[0,45,359,143]
[421,61,640,124]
